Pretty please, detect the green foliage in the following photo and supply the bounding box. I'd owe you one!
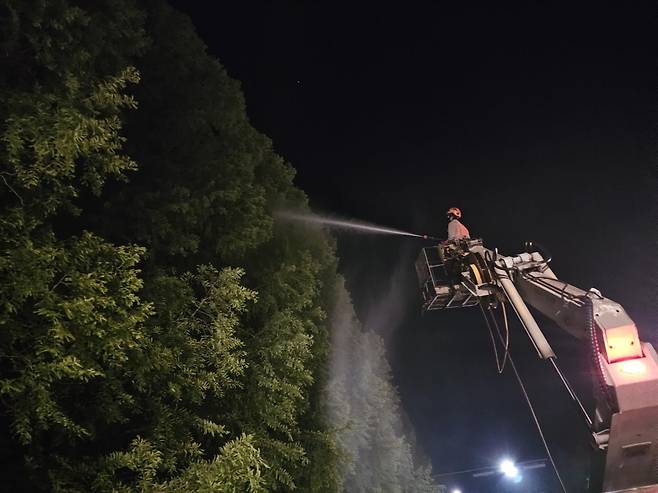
[1,0,441,491]
[2,67,140,210]
[165,434,267,493]
[0,0,146,216]
[137,266,254,406]
[0,0,147,83]
[96,1,295,263]
[98,433,267,493]
[37,265,262,492]
[0,232,151,446]
[1,2,151,489]
[241,241,335,490]
[89,2,342,490]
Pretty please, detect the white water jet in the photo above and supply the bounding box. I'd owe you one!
[276,210,426,238]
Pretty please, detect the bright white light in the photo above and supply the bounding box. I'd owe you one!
[451,489,462,493]
[619,359,646,375]
[499,459,519,478]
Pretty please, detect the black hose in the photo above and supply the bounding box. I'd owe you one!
[478,300,568,493]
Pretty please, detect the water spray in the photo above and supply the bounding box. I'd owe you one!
[276,211,440,241]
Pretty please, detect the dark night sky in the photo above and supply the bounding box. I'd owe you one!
[170,2,655,490]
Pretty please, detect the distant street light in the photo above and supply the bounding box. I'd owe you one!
[451,489,462,493]
[499,459,520,479]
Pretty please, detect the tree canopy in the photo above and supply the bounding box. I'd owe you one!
[0,1,443,491]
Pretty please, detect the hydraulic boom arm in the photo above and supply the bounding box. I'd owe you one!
[495,249,658,493]
[415,239,658,492]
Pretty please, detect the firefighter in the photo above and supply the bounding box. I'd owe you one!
[446,207,470,240]
[437,207,470,283]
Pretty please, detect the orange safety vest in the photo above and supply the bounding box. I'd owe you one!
[447,219,470,240]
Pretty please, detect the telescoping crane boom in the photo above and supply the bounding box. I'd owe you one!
[415,238,658,493]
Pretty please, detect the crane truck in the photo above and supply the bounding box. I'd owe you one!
[415,238,658,492]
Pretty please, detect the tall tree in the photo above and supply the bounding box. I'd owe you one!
[0,2,269,491]
[1,1,443,491]
[95,0,284,267]
[0,0,150,489]
[91,2,342,490]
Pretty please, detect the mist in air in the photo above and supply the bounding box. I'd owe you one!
[325,277,440,492]
[275,208,442,489]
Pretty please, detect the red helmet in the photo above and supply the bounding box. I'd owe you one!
[446,207,462,219]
